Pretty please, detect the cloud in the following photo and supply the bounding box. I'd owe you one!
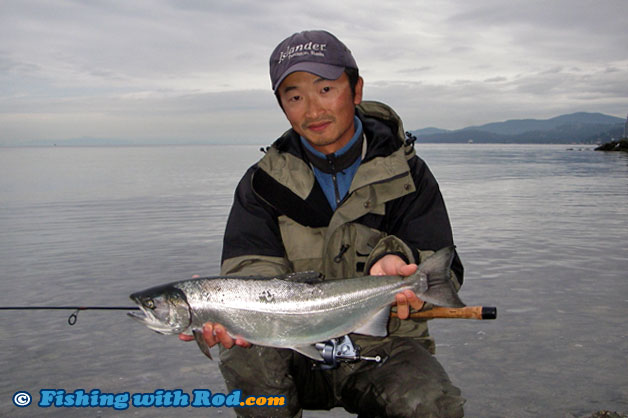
[0,0,627,144]
[484,77,508,83]
[0,87,288,144]
[366,62,628,129]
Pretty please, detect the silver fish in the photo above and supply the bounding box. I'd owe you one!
[128,246,464,361]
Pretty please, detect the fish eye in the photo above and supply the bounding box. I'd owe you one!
[145,299,155,309]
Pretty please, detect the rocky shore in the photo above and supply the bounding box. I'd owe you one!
[595,138,628,152]
[585,411,627,418]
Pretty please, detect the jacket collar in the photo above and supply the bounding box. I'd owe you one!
[301,135,365,174]
[253,101,412,224]
[271,101,406,164]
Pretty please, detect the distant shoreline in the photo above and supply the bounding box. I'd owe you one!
[0,141,605,148]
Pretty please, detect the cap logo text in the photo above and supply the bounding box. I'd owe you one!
[278,42,327,64]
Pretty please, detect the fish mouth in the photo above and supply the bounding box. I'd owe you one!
[127,305,182,335]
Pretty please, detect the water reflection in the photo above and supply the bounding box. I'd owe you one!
[0,144,626,417]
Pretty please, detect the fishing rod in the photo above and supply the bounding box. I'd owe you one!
[1,305,496,326]
[0,306,140,325]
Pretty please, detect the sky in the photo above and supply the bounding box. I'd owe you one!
[1,0,627,145]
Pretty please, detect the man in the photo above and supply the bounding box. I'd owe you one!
[183,30,465,417]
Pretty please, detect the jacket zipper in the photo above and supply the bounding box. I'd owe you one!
[332,173,341,206]
[327,156,342,207]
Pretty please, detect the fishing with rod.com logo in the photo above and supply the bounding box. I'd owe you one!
[12,388,285,410]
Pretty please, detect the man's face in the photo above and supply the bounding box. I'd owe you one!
[277,71,363,155]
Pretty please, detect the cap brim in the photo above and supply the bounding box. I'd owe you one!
[273,63,345,92]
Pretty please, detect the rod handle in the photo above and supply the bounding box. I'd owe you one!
[392,306,497,320]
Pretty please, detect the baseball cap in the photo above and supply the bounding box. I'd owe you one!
[269,30,358,92]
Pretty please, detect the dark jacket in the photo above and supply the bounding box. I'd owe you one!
[221,102,463,342]
[220,101,462,341]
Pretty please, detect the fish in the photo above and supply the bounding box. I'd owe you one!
[128,246,464,361]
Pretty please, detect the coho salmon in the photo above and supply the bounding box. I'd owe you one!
[128,246,464,361]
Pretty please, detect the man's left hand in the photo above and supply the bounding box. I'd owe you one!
[369,254,424,319]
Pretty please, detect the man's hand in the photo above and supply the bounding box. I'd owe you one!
[178,323,251,349]
[370,254,424,319]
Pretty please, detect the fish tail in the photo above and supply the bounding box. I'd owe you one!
[415,246,465,308]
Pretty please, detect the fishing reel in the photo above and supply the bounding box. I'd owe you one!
[314,335,382,370]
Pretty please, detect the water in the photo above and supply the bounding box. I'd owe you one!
[1,144,626,417]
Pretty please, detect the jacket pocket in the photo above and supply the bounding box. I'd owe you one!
[351,224,387,274]
[278,215,325,272]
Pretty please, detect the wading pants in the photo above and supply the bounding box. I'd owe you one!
[218,335,465,418]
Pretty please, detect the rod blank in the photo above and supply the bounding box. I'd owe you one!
[0,306,139,310]
[0,306,139,325]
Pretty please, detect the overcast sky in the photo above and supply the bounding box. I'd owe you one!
[1,0,627,145]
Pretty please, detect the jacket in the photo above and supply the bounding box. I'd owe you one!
[220,101,463,342]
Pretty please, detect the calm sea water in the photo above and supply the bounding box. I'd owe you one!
[1,144,626,417]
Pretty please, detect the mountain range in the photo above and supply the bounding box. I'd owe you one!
[411,112,626,144]
[6,111,626,147]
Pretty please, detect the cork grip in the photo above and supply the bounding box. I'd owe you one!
[392,306,497,320]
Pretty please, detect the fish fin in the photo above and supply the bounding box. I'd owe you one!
[292,344,324,361]
[353,306,390,337]
[417,246,466,308]
[179,329,194,337]
[421,282,465,307]
[193,329,213,360]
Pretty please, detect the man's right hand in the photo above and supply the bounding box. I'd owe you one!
[178,322,251,349]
